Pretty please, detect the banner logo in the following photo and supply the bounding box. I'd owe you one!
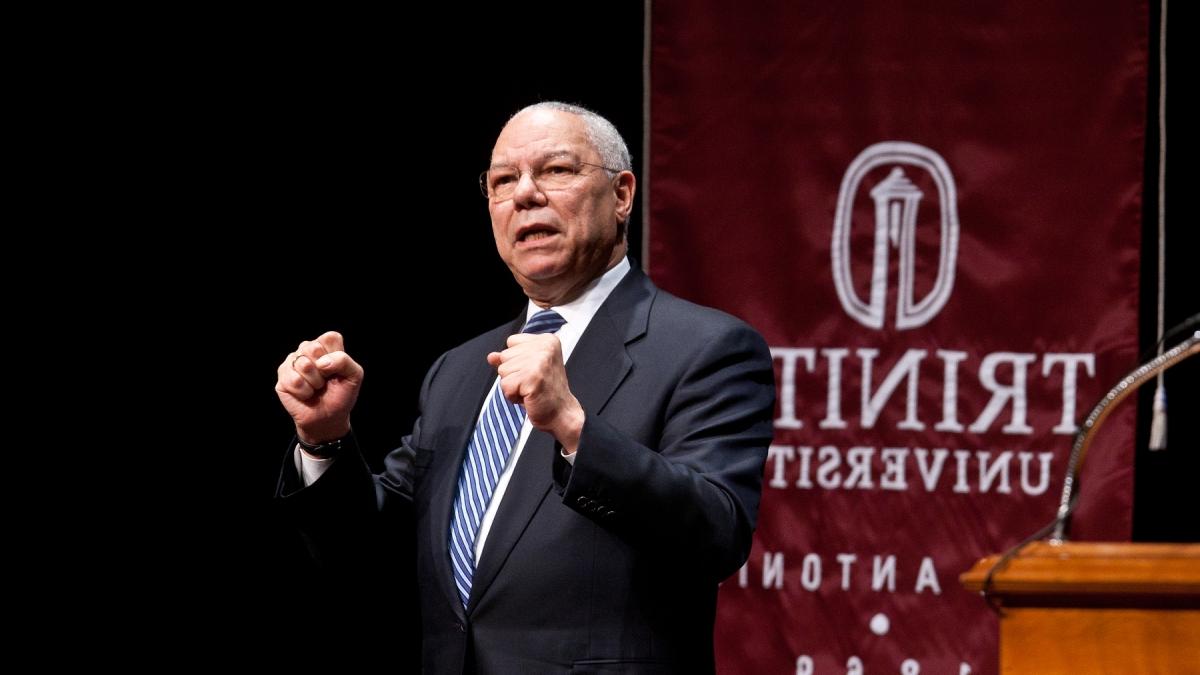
[832,142,960,330]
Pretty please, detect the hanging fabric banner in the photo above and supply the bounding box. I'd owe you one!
[647,2,1147,673]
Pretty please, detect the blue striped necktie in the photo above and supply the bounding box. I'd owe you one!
[448,309,566,607]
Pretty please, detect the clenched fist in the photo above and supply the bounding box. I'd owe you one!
[487,333,585,454]
[275,331,363,445]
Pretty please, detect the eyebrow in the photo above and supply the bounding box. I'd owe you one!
[489,150,579,171]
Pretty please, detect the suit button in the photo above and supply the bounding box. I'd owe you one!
[455,621,465,632]
[576,496,589,506]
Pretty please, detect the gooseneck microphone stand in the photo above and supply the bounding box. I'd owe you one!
[1050,329,1200,543]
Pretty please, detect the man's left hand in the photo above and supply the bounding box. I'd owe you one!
[487,333,584,454]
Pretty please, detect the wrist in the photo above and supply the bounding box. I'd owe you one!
[554,403,585,455]
[296,432,350,458]
[297,422,351,447]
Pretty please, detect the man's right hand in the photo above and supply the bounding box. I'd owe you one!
[275,331,363,444]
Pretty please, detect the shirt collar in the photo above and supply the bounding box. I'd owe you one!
[524,256,631,334]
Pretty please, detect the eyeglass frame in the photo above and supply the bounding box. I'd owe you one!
[479,157,624,201]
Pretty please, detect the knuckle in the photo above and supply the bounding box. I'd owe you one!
[298,340,325,359]
[320,331,344,350]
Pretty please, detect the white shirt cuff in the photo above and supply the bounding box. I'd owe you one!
[294,445,336,487]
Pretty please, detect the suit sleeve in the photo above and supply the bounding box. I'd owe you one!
[556,319,775,582]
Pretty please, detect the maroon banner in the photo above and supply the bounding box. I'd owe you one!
[648,3,1146,673]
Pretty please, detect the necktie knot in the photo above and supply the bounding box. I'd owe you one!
[522,309,566,335]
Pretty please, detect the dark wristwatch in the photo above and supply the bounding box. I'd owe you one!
[296,433,348,458]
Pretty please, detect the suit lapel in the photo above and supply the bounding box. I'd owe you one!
[466,268,655,609]
[428,313,525,619]
[568,266,653,418]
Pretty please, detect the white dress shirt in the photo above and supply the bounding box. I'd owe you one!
[296,257,631,562]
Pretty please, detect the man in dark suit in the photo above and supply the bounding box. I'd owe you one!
[274,102,774,673]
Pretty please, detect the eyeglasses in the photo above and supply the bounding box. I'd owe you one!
[479,158,621,201]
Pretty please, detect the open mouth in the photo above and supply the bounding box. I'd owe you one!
[517,225,559,243]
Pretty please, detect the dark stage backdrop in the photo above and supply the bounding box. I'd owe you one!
[206,4,646,636]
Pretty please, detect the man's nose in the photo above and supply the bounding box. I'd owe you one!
[512,171,548,208]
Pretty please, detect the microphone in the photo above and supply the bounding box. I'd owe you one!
[1050,329,1200,542]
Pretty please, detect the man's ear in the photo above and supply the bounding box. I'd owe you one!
[612,171,636,224]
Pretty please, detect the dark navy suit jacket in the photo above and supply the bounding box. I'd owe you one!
[278,267,775,674]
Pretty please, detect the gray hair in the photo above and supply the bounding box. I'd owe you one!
[513,101,632,173]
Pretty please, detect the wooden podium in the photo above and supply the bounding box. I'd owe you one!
[961,542,1200,674]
